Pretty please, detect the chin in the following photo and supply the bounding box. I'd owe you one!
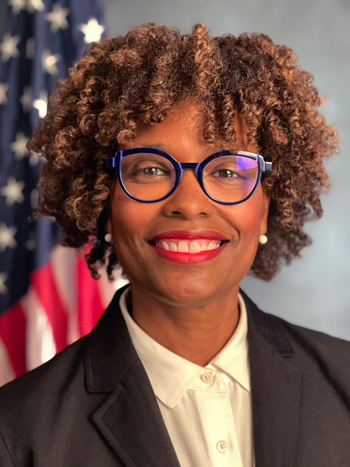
[147,274,231,308]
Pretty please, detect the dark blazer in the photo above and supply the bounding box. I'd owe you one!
[0,285,350,467]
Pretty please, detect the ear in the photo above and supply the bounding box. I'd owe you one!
[260,190,270,235]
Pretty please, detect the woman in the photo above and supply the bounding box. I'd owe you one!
[0,23,349,467]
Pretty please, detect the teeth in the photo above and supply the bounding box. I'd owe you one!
[160,240,170,250]
[170,242,177,252]
[155,239,222,253]
[189,241,201,253]
[178,241,189,253]
[209,241,217,250]
[200,242,207,251]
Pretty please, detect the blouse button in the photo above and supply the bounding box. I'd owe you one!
[216,440,229,454]
[201,371,214,384]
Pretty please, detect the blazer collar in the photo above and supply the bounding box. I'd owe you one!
[84,284,181,467]
[241,290,303,467]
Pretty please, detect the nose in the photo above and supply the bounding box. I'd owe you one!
[161,169,215,219]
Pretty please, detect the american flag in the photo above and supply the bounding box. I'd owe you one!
[0,0,125,386]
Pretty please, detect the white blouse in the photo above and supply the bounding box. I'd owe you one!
[120,288,255,467]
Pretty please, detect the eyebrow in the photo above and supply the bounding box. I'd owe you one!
[135,143,241,153]
[136,143,167,150]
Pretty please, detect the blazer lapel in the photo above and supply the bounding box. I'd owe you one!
[242,291,304,467]
[84,286,181,467]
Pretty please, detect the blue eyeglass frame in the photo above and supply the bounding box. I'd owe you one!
[106,147,272,205]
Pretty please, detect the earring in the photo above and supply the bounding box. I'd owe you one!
[104,233,113,243]
[259,234,268,245]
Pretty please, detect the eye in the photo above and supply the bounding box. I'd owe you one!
[141,166,168,176]
[214,169,238,178]
[129,160,172,177]
[209,167,242,179]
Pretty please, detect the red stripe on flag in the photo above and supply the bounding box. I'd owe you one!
[0,302,27,377]
[77,253,105,336]
[31,262,68,352]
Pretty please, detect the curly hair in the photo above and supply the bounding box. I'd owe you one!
[28,23,338,281]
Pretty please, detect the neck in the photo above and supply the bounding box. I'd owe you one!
[127,284,240,367]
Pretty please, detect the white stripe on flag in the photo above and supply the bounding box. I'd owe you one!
[21,286,56,371]
[51,245,77,315]
[0,337,15,387]
[51,245,80,345]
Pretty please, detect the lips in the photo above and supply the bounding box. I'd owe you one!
[149,230,228,264]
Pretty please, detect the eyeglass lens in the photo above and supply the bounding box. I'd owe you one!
[120,152,258,203]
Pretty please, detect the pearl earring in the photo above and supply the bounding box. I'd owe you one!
[259,234,268,245]
[104,233,113,243]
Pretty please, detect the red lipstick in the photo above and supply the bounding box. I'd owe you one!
[149,230,228,264]
[150,244,227,264]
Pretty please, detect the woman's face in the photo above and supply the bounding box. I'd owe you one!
[107,102,269,307]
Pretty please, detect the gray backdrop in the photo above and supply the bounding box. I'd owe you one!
[103,0,350,339]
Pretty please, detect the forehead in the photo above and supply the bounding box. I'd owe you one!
[123,101,251,152]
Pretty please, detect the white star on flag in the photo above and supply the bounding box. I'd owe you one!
[8,0,26,15]
[1,33,20,63]
[0,177,25,206]
[29,151,44,166]
[0,223,17,252]
[0,272,8,295]
[42,49,61,75]
[79,18,105,44]
[33,91,48,118]
[0,82,9,105]
[45,3,70,33]
[20,85,32,112]
[27,0,45,13]
[26,38,35,59]
[10,132,29,160]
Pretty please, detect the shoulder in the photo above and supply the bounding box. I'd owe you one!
[273,312,350,379]
[242,289,350,380]
[0,333,89,418]
[0,285,130,419]
[242,289,350,349]
[0,333,102,466]
[263,305,350,357]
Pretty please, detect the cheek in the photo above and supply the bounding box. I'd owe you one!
[109,186,156,258]
[220,195,265,278]
[111,199,139,244]
[222,197,264,243]
[109,199,145,277]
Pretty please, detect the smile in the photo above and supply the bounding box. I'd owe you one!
[154,239,221,253]
[149,230,228,264]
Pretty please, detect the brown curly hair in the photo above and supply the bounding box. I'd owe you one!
[28,23,338,281]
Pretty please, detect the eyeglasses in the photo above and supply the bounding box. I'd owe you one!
[106,147,272,204]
